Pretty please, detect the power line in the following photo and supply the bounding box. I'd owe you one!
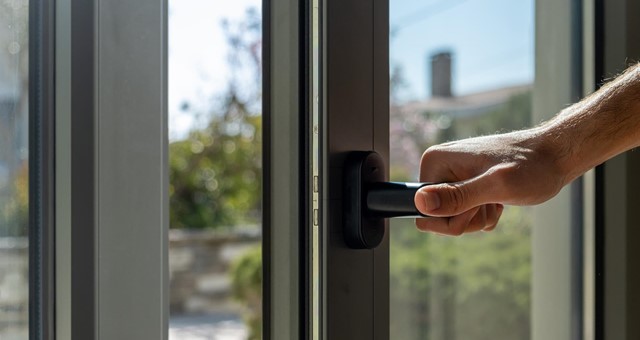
[461,52,532,79]
[460,40,532,70]
[391,0,472,33]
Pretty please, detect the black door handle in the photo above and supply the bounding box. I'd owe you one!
[343,151,431,249]
[367,181,429,218]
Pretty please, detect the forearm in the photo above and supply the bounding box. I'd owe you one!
[538,63,640,184]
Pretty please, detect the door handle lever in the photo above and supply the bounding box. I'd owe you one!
[343,151,430,249]
[367,181,429,218]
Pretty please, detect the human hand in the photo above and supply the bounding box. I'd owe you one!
[413,129,567,235]
[413,64,640,236]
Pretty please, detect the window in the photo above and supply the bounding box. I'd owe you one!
[0,1,29,337]
[168,1,263,339]
[387,1,595,339]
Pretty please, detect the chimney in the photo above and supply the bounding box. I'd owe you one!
[430,51,452,98]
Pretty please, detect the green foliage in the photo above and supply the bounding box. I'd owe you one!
[390,207,532,340]
[230,245,262,340]
[169,114,261,229]
[0,161,28,237]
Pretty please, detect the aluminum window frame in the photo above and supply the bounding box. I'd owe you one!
[29,0,57,338]
[263,0,306,338]
[56,0,169,338]
[532,1,589,340]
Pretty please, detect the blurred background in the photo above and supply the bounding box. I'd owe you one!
[0,1,30,339]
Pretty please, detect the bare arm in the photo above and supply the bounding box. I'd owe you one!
[545,64,640,182]
[414,63,640,236]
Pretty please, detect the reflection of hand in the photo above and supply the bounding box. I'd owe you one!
[413,130,566,236]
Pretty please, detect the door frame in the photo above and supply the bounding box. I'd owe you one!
[597,0,640,338]
[54,0,169,338]
[322,0,390,339]
[29,0,56,338]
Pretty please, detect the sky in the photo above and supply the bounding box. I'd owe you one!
[169,0,260,140]
[390,0,535,100]
[169,0,535,139]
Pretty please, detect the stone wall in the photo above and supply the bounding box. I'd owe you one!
[0,229,260,337]
[0,237,28,339]
[169,228,261,315]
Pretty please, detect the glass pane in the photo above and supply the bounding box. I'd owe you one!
[389,1,534,339]
[0,1,29,338]
[168,1,262,339]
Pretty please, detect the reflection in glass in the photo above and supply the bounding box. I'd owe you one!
[0,0,30,338]
[168,1,262,339]
[389,1,534,339]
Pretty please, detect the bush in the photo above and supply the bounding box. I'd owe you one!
[230,245,262,339]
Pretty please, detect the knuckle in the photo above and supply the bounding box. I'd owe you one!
[447,214,469,237]
[474,215,487,230]
[419,149,440,182]
[420,145,444,165]
[449,225,465,237]
[484,222,499,232]
[446,183,468,212]
[448,223,468,236]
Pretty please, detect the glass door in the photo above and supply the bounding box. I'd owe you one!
[0,0,30,338]
[316,0,588,339]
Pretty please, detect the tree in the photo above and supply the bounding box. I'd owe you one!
[169,9,262,230]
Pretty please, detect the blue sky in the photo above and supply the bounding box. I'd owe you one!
[169,0,260,139]
[391,0,535,100]
[169,0,535,138]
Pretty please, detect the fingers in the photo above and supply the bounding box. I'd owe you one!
[482,204,503,232]
[415,204,504,236]
[414,173,498,217]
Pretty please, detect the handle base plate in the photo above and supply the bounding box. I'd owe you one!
[343,151,386,249]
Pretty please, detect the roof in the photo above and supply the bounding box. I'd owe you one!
[397,83,532,118]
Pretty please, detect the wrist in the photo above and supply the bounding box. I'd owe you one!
[526,123,575,186]
[533,105,607,185]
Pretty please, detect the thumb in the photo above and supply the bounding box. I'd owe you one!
[414,176,495,217]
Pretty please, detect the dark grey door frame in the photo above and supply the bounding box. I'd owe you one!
[323,0,389,339]
[597,0,640,338]
[29,0,57,338]
[263,0,304,338]
[265,0,389,338]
